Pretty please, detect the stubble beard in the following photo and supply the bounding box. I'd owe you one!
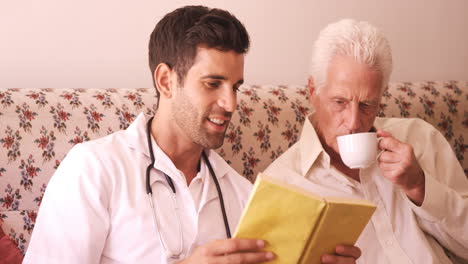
[171,93,227,150]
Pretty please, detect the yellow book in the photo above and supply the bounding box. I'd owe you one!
[234,173,376,264]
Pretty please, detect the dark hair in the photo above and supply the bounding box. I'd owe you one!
[148,5,250,97]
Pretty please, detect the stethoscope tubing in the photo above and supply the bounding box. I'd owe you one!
[145,116,231,238]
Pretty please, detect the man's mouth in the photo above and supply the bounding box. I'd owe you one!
[208,117,227,126]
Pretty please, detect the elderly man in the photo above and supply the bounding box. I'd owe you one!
[265,19,468,264]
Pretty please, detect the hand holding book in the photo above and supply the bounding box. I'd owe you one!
[178,238,275,264]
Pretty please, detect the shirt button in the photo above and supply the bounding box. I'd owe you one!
[385,240,393,246]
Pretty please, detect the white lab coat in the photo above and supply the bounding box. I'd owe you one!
[24,113,253,264]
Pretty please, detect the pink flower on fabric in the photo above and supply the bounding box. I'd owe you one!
[91,111,102,122]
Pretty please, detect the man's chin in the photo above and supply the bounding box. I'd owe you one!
[203,142,224,150]
[322,137,340,155]
[200,134,225,149]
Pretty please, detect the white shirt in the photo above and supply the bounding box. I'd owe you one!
[24,113,253,264]
[265,115,468,264]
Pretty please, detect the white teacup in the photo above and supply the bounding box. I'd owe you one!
[337,132,381,169]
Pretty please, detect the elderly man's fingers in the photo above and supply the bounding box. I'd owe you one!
[377,150,401,163]
[378,136,406,154]
[336,245,361,259]
[321,245,360,264]
[376,129,392,138]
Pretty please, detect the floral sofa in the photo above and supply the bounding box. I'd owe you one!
[0,81,467,255]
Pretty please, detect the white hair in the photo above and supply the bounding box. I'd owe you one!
[310,19,393,93]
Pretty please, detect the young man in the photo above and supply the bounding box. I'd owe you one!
[24,6,272,263]
[265,19,468,263]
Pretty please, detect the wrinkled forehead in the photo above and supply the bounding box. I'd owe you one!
[323,56,384,100]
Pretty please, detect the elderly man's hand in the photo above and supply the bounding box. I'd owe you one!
[376,130,425,206]
[321,244,361,264]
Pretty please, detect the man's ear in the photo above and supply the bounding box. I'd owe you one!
[381,85,389,96]
[154,63,175,99]
[307,75,317,97]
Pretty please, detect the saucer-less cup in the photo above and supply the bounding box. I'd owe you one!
[337,132,382,169]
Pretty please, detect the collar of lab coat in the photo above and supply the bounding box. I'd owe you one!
[124,113,231,187]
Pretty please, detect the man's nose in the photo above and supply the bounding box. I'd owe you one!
[217,88,237,113]
[346,104,361,133]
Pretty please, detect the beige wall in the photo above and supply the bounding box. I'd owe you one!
[1,0,467,88]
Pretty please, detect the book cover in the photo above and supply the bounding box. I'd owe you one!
[233,173,376,264]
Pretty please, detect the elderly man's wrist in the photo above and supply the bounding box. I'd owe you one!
[405,173,426,206]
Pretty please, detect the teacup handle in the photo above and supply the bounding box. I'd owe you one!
[376,137,385,161]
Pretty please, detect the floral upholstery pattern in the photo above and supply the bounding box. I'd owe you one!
[0,81,467,254]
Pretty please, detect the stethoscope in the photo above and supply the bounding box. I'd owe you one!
[145,116,231,259]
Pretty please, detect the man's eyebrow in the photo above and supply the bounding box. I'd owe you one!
[201,74,226,80]
[331,96,348,100]
[201,75,244,85]
[361,99,379,104]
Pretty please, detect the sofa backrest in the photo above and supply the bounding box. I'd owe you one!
[0,81,467,253]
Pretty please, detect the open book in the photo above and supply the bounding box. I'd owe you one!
[234,173,376,264]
